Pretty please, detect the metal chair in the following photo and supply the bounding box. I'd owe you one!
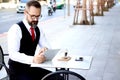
[0,46,9,80]
[41,70,86,80]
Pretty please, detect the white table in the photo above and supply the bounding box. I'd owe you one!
[31,49,93,70]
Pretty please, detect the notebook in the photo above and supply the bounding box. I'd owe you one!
[44,49,60,61]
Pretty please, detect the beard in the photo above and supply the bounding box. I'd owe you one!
[28,21,38,28]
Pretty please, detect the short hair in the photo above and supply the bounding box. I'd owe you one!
[25,0,41,10]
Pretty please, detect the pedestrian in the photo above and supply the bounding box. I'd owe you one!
[8,1,52,80]
[48,1,53,16]
[53,0,56,12]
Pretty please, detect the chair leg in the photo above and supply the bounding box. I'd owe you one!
[55,68,69,80]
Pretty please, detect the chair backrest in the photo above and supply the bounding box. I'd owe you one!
[0,45,4,70]
[41,70,86,80]
[0,45,9,79]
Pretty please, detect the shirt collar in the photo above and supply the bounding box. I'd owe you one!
[23,18,31,30]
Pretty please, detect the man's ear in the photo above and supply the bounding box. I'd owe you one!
[24,10,27,14]
[24,10,28,18]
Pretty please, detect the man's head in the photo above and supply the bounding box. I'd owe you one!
[24,0,41,28]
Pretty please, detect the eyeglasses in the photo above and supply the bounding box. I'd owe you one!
[27,11,42,20]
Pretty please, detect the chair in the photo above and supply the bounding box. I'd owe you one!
[41,70,86,80]
[0,46,9,80]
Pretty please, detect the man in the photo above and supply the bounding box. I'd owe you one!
[8,1,51,80]
[53,0,56,12]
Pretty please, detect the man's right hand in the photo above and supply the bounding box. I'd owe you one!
[33,47,48,64]
[33,53,46,64]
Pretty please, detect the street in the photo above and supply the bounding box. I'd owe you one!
[0,5,69,34]
[0,8,21,34]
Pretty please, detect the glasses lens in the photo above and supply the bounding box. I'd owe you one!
[27,12,41,20]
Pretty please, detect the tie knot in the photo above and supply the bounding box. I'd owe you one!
[30,27,34,30]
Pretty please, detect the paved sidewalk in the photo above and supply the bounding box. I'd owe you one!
[1,3,120,80]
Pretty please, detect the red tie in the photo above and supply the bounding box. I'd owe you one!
[30,27,35,41]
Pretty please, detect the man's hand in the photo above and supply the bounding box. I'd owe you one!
[39,47,48,54]
[33,47,48,64]
[33,54,46,64]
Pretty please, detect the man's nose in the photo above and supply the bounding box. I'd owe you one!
[33,18,38,21]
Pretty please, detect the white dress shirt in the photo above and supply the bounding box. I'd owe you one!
[8,18,51,64]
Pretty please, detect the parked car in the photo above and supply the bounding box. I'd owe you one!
[16,0,28,13]
[56,0,64,9]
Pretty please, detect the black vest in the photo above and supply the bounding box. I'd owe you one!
[18,21,40,56]
[8,21,40,70]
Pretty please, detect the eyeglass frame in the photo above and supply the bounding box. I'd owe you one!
[26,11,42,20]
